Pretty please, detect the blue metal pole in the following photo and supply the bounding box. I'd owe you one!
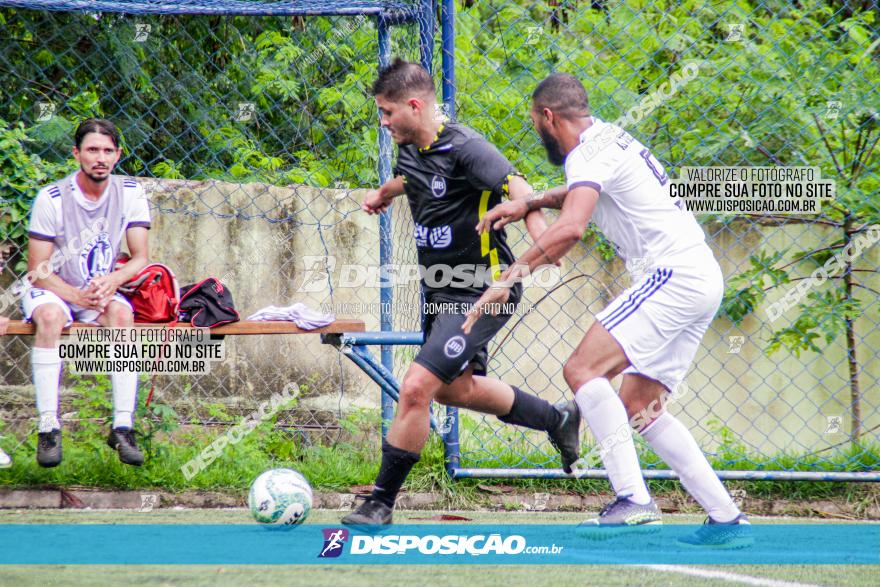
[439,0,460,477]
[441,0,455,120]
[450,468,880,482]
[339,331,424,346]
[342,347,401,405]
[419,0,434,73]
[377,16,395,437]
[419,0,459,472]
[350,345,441,432]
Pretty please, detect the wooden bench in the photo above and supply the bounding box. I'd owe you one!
[0,316,366,406]
[0,317,365,336]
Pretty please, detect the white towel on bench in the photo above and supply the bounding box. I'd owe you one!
[246,303,335,330]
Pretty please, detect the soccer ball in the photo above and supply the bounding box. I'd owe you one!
[248,468,313,527]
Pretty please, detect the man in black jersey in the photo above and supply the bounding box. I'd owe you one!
[341,59,581,526]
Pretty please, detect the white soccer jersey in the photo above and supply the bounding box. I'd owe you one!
[28,172,151,288]
[565,117,706,266]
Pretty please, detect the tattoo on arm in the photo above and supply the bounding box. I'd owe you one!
[525,189,566,211]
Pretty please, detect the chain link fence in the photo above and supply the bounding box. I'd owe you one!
[1,0,878,479]
[451,0,880,478]
[0,1,426,451]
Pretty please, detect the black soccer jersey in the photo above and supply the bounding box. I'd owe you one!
[393,123,522,300]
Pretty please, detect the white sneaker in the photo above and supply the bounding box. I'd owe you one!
[0,446,11,468]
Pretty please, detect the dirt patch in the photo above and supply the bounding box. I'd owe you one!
[2,487,878,519]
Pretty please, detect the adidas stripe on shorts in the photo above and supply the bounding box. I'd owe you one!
[596,244,723,392]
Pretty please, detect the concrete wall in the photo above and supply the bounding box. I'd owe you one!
[143,179,382,410]
[497,217,880,454]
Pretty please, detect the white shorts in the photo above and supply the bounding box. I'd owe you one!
[21,288,133,326]
[596,245,724,392]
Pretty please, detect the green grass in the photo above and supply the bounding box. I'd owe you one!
[3,423,879,515]
[0,564,803,587]
[2,389,878,507]
[0,423,381,493]
[0,510,877,587]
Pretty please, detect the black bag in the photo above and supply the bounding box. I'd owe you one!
[178,278,240,328]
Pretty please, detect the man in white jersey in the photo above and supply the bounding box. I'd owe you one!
[24,118,150,467]
[463,74,750,546]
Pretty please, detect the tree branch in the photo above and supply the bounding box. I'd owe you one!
[755,144,784,165]
[760,275,840,293]
[852,222,880,233]
[0,67,71,100]
[740,214,842,227]
[811,112,845,178]
[854,283,880,297]
[780,243,844,270]
[850,124,864,179]
[853,130,880,183]
[757,271,876,292]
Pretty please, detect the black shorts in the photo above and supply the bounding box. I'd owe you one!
[413,297,513,385]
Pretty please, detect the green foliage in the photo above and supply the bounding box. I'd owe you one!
[150,159,185,179]
[767,289,862,356]
[0,118,76,272]
[138,392,180,460]
[203,401,236,423]
[4,402,877,501]
[701,0,879,380]
[720,250,790,323]
[0,9,382,207]
[580,224,617,261]
[1,3,876,259]
[66,374,114,452]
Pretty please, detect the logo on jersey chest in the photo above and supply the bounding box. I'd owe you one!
[430,175,447,198]
[79,232,114,282]
[414,223,452,249]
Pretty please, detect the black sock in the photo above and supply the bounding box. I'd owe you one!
[498,386,563,432]
[371,439,421,508]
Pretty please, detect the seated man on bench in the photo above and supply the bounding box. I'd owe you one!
[23,118,150,468]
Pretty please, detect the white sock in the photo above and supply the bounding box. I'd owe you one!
[575,377,651,504]
[33,347,62,432]
[641,412,741,522]
[111,372,138,429]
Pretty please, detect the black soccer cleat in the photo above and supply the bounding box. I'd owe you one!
[341,497,393,527]
[107,427,145,466]
[548,400,581,474]
[37,429,62,468]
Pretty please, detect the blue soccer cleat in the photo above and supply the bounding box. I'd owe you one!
[678,513,754,549]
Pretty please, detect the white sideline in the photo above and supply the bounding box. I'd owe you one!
[642,565,821,587]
